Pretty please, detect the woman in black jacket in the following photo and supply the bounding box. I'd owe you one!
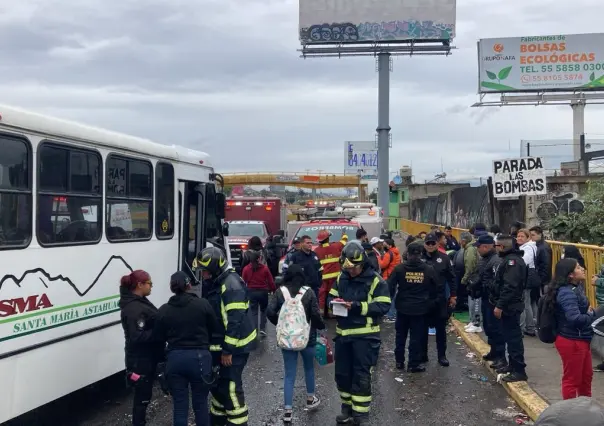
[267,265,326,423]
[155,272,219,426]
[119,269,165,426]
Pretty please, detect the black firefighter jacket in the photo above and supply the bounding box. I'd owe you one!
[206,270,257,356]
[327,267,391,341]
[422,249,456,319]
[388,259,438,316]
[490,248,526,314]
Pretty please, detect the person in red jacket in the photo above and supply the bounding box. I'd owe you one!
[241,250,276,337]
[314,229,346,316]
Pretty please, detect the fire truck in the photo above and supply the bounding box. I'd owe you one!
[224,196,286,271]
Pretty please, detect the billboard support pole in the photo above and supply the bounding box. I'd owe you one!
[377,52,391,217]
[571,101,585,161]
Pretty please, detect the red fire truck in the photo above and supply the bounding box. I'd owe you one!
[225,196,283,235]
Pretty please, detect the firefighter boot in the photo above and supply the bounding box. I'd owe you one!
[336,405,353,424]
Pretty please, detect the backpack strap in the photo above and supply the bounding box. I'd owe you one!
[296,286,309,300]
[281,286,292,301]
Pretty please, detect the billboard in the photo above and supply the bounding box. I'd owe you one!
[478,33,604,93]
[299,0,456,45]
[344,141,377,180]
[492,157,547,198]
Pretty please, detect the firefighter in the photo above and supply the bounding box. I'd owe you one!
[195,246,256,426]
[327,241,391,425]
[314,229,346,316]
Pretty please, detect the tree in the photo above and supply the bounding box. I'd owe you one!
[548,179,604,245]
[260,189,269,197]
[222,185,233,196]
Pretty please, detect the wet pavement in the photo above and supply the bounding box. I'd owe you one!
[6,321,530,426]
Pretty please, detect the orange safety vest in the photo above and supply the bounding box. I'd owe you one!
[314,241,344,281]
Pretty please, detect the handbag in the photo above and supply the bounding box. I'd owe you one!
[315,332,334,366]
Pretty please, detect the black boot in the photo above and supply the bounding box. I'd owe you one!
[482,351,498,361]
[496,364,512,374]
[396,362,405,370]
[490,358,508,370]
[501,371,528,382]
[438,356,450,367]
[336,406,353,424]
[407,365,426,373]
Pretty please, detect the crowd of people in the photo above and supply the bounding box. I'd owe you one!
[117,220,604,426]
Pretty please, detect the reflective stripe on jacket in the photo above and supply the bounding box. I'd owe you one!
[314,241,344,281]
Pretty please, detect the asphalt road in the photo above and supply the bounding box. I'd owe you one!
[5,320,528,426]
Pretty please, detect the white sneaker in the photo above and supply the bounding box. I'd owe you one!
[466,325,483,333]
[464,323,473,331]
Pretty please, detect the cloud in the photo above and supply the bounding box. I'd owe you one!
[2,0,604,187]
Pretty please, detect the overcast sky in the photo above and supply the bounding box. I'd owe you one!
[2,0,604,183]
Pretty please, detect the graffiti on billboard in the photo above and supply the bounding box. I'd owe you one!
[300,20,454,43]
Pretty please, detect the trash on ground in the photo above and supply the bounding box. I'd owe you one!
[466,352,476,359]
[468,373,489,382]
[395,377,404,382]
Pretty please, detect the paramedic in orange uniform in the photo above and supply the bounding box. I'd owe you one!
[314,229,347,316]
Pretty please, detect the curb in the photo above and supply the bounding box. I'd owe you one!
[451,318,549,421]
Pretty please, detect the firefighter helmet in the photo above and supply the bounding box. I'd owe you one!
[340,240,367,268]
[196,246,228,278]
[317,229,332,243]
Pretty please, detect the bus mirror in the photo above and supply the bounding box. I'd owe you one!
[222,221,229,237]
[215,192,226,219]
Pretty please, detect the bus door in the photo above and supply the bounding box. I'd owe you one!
[178,181,204,283]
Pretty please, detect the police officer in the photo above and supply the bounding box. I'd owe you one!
[327,241,391,425]
[119,269,165,426]
[196,247,256,426]
[388,241,438,373]
[421,233,456,367]
[475,235,506,365]
[490,234,528,383]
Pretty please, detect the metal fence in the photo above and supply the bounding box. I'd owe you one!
[388,218,604,307]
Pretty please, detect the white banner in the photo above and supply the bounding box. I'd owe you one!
[478,33,604,93]
[493,157,547,198]
[344,141,377,180]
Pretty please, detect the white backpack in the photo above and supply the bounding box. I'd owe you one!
[276,286,311,351]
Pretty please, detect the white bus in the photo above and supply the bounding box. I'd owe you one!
[0,105,229,422]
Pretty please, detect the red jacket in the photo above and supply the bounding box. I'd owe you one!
[314,241,344,281]
[241,263,276,292]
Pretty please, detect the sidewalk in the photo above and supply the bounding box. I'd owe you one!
[452,315,604,418]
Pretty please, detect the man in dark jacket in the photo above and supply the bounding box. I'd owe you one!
[421,233,456,367]
[196,247,256,426]
[529,226,552,290]
[362,241,380,273]
[475,235,505,365]
[490,235,528,383]
[444,226,460,251]
[284,235,323,298]
[388,241,438,373]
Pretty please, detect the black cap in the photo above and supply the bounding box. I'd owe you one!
[474,235,495,246]
[424,233,438,243]
[292,237,301,244]
[407,241,423,255]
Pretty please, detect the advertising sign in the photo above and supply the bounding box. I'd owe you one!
[493,157,547,198]
[299,0,456,45]
[344,141,378,181]
[478,33,604,93]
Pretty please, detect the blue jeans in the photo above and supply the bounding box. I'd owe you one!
[166,349,212,426]
[282,346,316,409]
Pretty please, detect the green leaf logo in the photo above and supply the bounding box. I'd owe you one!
[590,72,595,82]
[498,66,513,80]
[486,71,497,80]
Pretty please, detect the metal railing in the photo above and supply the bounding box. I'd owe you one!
[386,217,604,307]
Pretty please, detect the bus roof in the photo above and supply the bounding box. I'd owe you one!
[0,104,212,168]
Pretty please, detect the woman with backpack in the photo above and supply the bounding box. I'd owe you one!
[241,249,276,337]
[544,258,596,400]
[266,264,325,423]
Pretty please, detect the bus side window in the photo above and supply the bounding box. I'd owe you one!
[0,134,32,249]
[106,154,153,242]
[37,142,102,246]
[155,162,174,239]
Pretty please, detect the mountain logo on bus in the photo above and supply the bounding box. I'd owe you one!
[0,294,53,318]
[0,255,133,297]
